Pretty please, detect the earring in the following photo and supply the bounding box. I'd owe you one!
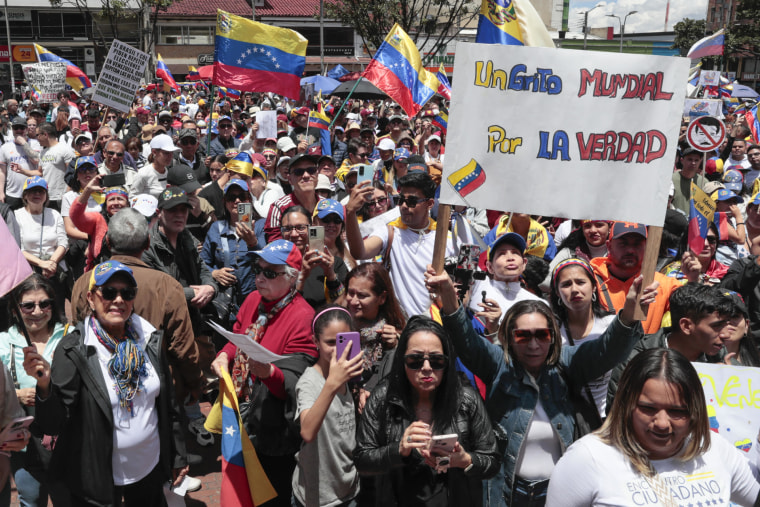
[592,292,597,302]
[556,299,563,308]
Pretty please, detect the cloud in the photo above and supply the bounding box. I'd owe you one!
[569,0,707,34]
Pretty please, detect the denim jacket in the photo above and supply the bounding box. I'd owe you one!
[440,305,642,507]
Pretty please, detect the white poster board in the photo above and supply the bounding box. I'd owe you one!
[695,362,760,456]
[439,44,689,226]
[683,98,724,119]
[92,40,150,113]
[699,70,721,87]
[22,62,66,103]
[255,110,277,139]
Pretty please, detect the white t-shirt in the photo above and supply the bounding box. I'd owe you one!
[253,181,285,218]
[547,433,760,507]
[131,164,168,198]
[14,207,68,259]
[61,190,101,217]
[724,155,751,173]
[84,315,161,486]
[39,143,75,200]
[467,277,542,326]
[141,95,153,108]
[0,141,38,199]
[559,314,616,417]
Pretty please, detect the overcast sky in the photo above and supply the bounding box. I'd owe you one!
[569,0,708,34]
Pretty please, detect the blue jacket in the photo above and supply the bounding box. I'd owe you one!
[200,219,264,298]
[440,305,642,507]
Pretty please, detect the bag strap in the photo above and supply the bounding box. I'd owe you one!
[594,273,615,312]
[382,223,394,272]
[564,330,598,406]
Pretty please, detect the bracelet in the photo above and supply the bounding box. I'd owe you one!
[737,222,745,226]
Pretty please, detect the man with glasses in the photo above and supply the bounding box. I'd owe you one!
[0,117,41,208]
[345,171,455,316]
[336,139,370,178]
[37,122,75,211]
[158,110,177,139]
[209,115,241,158]
[98,139,138,194]
[377,114,408,146]
[173,128,209,184]
[265,153,320,242]
[133,134,181,198]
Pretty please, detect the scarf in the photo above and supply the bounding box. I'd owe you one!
[90,316,147,417]
[358,317,387,373]
[388,216,437,232]
[232,288,297,400]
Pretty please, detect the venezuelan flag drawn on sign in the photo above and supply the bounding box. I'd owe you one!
[448,159,486,198]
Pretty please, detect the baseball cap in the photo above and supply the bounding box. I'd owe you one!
[277,137,297,153]
[178,128,197,140]
[389,114,405,123]
[150,134,181,152]
[723,290,748,318]
[253,239,302,271]
[288,152,319,169]
[224,178,249,193]
[318,155,335,166]
[23,176,47,192]
[158,187,191,210]
[427,134,442,143]
[75,156,97,171]
[218,115,233,124]
[315,174,332,192]
[295,107,309,116]
[681,146,702,158]
[75,132,93,145]
[394,148,410,161]
[12,117,26,127]
[609,221,647,240]
[158,110,172,120]
[406,155,427,172]
[227,152,254,178]
[135,107,149,115]
[314,198,344,221]
[488,232,526,261]
[722,169,744,193]
[377,138,395,151]
[715,188,743,203]
[131,194,159,217]
[89,260,137,290]
[167,164,202,193]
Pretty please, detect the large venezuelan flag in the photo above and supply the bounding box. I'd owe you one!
[687,29,724,60]
[156,54,180,93]
[688,182,715,256]
[34,44,91,91]
[205,370,276,507]
[475,0,554,47]
[363,24,440,118]
[213,10,308,100]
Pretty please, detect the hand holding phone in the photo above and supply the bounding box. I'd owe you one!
[335,332,362,382]
[308,226,325,253]
[0,416,33,448]
[237,202,252,228]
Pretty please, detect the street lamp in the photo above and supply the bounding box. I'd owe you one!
[607,10,638,53]
[583,4,603,50]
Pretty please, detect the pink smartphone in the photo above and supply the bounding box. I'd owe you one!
[335,332,362,381]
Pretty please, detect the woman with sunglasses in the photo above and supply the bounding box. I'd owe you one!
[354,316,500,505]
[23,261,189,506]
[313,198,356,270]
[61,156,103,281]
[660,222,728,285]
[0,275,65,506]
[547,348,760,506]
[358,181,392,222]
[425,264,656,507]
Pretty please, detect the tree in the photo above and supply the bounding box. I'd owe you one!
[672,18,705,56]
[729,0,760,58]
[323,0,479,61]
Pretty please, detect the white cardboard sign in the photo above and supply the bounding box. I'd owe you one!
[22,62,66,103]
[92,40,150,113]
[439,44,689,226]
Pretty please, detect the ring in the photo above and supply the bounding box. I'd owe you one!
[407,436,413,443]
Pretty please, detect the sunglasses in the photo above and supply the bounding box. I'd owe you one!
[367,197,388,207]
[291,166,318,177]
[280,224,308,234]
[219,124,234,129]
[404,353,447,370]
[105,150,124,157]
[18,299,54,313]
[180,138,197,145]
[394,194,428,208]
[253,264,287,279]
[355,152,369,159]
[512,328,552,344]
[225,192,249,202]
[12,125,26,130]
[320,215,343,225]
[263,155,276,160]
[97,286,137,301]
[706,236,718,245]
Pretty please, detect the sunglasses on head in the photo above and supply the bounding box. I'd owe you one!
[404,353,447,370]
[394,194,427,208]
[18,299,54,313]
[291,166,318,177]
[97,286,137,301]
[512,328,552,344]
[253,264,287,279]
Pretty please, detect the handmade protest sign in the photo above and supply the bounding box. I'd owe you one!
[687,116,725,152]
[699,70,721,87]
[439,44,689,226]
[694,362,760,456]
[92,40,150,112]
[22,62,66,103]
[683,98,723,119]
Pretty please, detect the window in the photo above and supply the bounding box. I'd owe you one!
[160,26,184,44]
[159,26,213,45]
[186,26,212,45]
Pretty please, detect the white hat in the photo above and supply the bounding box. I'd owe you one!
[277,137,297,153]
[378,138,396,151]
[131,194,159,217]
[315,174,332,192]
[149,134,181,152]
[427,134,442,143]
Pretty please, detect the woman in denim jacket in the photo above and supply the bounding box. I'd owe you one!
[425,265,656,506]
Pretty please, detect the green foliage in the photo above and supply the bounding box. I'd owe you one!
[730,0,760,57]
[672,18,705,56]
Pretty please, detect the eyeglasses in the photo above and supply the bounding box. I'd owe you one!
[355,152,368,159]
[367,197,388,207]
[253,264,287,279]
[404,353,447,370]
[96,286,137,301]
[263,155,276,160]
[225,192,249,202]
[180,138,197,145]
[105,150,124,157]
[706,236,718,245]
[291,166,318,177]
[394,194,428,208]
[18,299,54,313]
[280,224,308,234]
[512,328,552,344]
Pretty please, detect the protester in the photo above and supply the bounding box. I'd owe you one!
[721,290,760,366]
[313,198,356,270]
[97,139,138,195]
[358,181,391,222]
[0,117,41,209]
[660,222,729,284]
[671,146,708,216]
[265,153,319,242]
[36,123,75,212]
[132,134,180,198]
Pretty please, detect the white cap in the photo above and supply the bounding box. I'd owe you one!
[428,134,442,143]
[131,194,159,217]
[276,137,297,153]
[315,174,332,191]
[150,134,181,152]
[378,138,396,151]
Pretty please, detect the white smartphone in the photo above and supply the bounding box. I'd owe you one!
[430,433,458,455]
[357,164,374,185]
[308,226,325,252]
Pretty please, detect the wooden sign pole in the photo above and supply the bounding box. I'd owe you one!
[633,225,663,321]
[432,204,451,274]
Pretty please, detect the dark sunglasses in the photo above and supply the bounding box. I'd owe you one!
[105,150,124,157]
[219,124,234,129]
[394,194,428,208]
[512,328,552,344]
[12,125,26,130]
[253,264,287,279]
[367,197,388,207]
[180,138,197,145]
[263,155,276,160]
[97,286,137,301]
[706,236,718,245]
[404,353,447,370]
[18,299,54,313]
[320,215,343,225]
[355,152,369,159]
[225,192,249,202]
[291,166,318,177]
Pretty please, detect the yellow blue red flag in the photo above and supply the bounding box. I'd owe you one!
[187,65,201,80]
[204,370,277,507]
[476,0,554,47]
[432,110,448,134]
[363,24,440,117]
[156,54,180,93]
[308,108,332,156]
[448,159,486,198]
[213,10,308,100]
[436,63,451,100]
[688,182,715,256]
[34,44,91,91]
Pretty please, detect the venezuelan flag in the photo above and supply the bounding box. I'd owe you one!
[476,0,554,47]
[713,211,731,241]
[308,108,332,156]
[747,104,760,144]
[448,159,486,198]
[156,54,180,93]
[226,88,241,100]
[436,63,451,100]
[205,370,277,507]
[187,65,201,80]
[432,111,448,134]
[213,10,308,100]
[363,24,440,118]
[34,44,91,91]
[688,182,715,256]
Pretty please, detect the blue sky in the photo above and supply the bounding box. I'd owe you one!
[569,0,708,34]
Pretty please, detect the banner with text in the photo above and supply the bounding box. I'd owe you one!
[22,62,66,103]
[439,44,689,225]
[93,40,150,112]
[695,362,760,457]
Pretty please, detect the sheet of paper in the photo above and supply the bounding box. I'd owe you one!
[207,321,284,363]
[255,110,277,139]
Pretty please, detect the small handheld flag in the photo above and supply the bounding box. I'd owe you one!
[688,182,716,255]
[436,63,451,100]
[448,159,486,198]
[156,54,180,93]
[432,111,448,135]
[308,108,332,156]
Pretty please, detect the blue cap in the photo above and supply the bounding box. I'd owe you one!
[218,115,232,123]
[23,176,47,192]
[210,120,219,135]
[488,232,526,261]
[253,239,302,270]
[224,178,249,193]
[716,188,743,203]
[394,147,411,161]
[89,260,136,290]
[75,156,97,171]
[314,198,344,221]
[722,169,744,193]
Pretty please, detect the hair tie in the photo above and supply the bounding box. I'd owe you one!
[312,306,352,335]
[551,257,595,290]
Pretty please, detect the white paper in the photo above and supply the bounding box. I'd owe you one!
[255,110,277,139]
[207,321,284,363]
[358,206,400,238]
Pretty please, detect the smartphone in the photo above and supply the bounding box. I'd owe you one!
[70,118,80,130]
[357,164,374,185]
[430,433,458,454]
[308,226,325,252]
[237,202,252,228]
[0,416,33,444]
[335,332,362,381]
[101,173,126,188]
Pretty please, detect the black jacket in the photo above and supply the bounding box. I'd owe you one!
[35,322,187,506]
[721,255,760,342]
[355,380,500,506]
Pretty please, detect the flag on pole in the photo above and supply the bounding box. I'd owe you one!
[0,219,32,298]
[205,370,277,507]
[156,54,180,93]
[362,24,440,118]
[436,63,451,100]
[213,10,308,100]
[308,108,332,156]
[187,66,201,80]
[432,110,448,134]
[475,0,554,47]
[713,211,730,241]
[687,29,725,59]
[688,182,716,255]
[34,44,91,91]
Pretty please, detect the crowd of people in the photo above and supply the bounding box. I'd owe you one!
[0,83,758,507]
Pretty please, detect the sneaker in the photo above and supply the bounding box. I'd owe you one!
[184,475,202,493]
[188,417,215,446]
